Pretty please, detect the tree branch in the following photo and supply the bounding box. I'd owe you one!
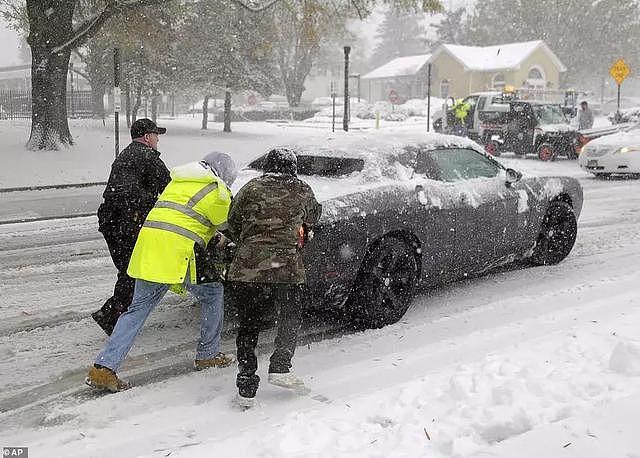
[349,0,369,19]
[52,0,174,55]
[51,0,283,56]
[233,0,282,12]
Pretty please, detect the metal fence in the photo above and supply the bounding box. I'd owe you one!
[0,89,94,120]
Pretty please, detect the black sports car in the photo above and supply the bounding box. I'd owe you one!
[233,131,583,329]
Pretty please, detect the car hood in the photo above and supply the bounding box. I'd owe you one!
[538,123,574,133]
[586,129,640,148]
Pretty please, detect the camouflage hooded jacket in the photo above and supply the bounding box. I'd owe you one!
[226,173,322,284]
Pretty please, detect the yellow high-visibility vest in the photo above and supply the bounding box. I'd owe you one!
[127,162,232,285]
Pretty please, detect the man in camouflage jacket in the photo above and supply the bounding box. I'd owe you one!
[227,148,321,406]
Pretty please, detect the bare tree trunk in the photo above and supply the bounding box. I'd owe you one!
[201,95,210,130]
[91,80,106,119]
[132,87,142,123]
[223,91,232,133]
[124,82,132,128]
[284,77,304,108]
[151,93,158,123]
[26,0,75,150]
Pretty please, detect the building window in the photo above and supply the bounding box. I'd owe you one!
[528,67,544,80]
[491,73,505,90]
[440,79,450,98]
[526,66,546,93]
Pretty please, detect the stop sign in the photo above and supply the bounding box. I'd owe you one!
[388,89,399,104]
[247,94,257,105]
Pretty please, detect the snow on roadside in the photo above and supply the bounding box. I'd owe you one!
[4,269,639,458]
[170,298,640,458]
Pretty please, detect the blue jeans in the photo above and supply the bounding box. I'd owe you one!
[95,278,224,372]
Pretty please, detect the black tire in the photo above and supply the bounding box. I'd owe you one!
[537,143,556,162]
[485,140,501,157]
[346,236,419,329]
[530,201,577,266]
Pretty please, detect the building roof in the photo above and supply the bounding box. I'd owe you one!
[432,40,567,73]
[362,54,431,80]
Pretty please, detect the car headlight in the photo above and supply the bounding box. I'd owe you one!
[615,146,640,154]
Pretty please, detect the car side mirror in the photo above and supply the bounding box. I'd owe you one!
[415,184,430,206]
[505,168,522,186]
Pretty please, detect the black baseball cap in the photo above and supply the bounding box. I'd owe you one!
[130,118,167,138]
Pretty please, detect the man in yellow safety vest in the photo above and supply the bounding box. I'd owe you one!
[86,152,237,392]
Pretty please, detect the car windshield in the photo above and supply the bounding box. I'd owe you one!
[415,148,502,182]
[248,154,365,177]
[532,104,567,124]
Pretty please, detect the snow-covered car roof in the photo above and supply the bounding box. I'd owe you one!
[237,131,491,202]
[266,130,482,161]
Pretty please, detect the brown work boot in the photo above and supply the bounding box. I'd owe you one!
[85,365,131,392]
[194,352,234,371]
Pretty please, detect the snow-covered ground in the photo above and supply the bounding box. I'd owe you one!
[1,118,639,457]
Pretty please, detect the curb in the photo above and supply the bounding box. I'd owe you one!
[0,181,107,193]
[0,212,96,226]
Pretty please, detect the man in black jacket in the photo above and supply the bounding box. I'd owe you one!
[92,118,171,335]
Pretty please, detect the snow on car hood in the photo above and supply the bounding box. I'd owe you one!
[586,128,640,148]
[538,123,574,133]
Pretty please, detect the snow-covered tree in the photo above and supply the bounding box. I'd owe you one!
[369,8,429,68]
[431,7,466,46]
[267,0,354,107]
[175,0,279,131]
[0,0,279,150]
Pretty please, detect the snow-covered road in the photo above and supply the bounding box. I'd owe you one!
[1,162,639,457]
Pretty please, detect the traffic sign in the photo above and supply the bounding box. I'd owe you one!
[247,94,257,105]
[610,59,630,85]
[388,89,399,104]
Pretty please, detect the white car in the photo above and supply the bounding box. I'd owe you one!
[579,123,640,177]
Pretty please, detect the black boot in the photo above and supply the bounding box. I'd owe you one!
[91,308,116,336]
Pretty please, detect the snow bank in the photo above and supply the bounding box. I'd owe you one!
[307,97,445,123]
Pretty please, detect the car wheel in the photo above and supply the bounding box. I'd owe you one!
[346,236,419,329]
[485,141,501,157]
[537,144,556,162]
[530,201,577,266]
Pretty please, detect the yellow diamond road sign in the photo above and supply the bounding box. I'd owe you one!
[610,59,630,85]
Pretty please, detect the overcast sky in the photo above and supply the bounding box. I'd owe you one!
[0,18,25,67]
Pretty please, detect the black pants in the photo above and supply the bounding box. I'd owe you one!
[233,282,304,398]
[94,204,139,334]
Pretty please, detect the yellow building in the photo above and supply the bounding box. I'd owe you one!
[362,40,566,103]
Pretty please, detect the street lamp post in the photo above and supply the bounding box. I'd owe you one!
[343,46,350,132]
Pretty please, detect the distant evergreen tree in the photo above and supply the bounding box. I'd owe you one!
[432,7,466,46]
[369,9,428,68]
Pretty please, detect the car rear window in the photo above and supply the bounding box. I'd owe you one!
[248,154,365,177]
